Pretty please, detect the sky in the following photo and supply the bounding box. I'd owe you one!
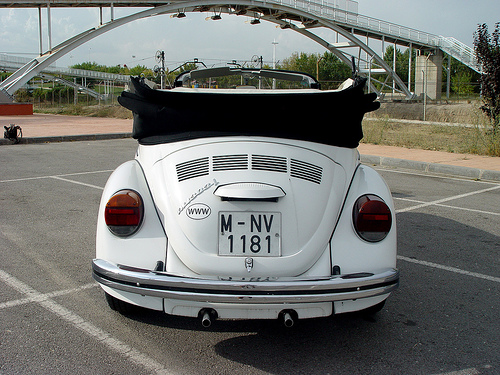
[0,0,498,70]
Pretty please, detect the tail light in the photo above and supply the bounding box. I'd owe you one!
[353,194,392,242]
[104,190,144,237]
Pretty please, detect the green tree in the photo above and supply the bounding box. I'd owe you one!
[383,46,417,86]
[280,51,351,88]
[128,65,149,76]
[107,65,122,74]
[70,61,102,71]
[70,61,152,76]
[451,71,475,96]
[474,22,500,131]
[317,52,352,86]
[281,52,316,75]
[443,56,480,97]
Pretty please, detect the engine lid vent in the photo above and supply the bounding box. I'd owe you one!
[251,154,287,173]
[176,157,209,181]
[291,158,323,184]
[213,154,249,171]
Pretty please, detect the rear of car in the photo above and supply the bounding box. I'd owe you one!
[92,69,399,326]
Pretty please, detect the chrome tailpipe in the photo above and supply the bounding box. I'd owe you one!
[280,310,297,328]
[199,309,217,328]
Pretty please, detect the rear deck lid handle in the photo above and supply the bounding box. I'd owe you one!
[214,183,285,201]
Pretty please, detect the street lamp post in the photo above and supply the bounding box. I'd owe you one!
[272,40,278,89]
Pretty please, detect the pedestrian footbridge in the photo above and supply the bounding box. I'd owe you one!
[0,54,129,102]
[0,0,479,101]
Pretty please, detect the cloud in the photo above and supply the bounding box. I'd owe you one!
[0,8,15,23]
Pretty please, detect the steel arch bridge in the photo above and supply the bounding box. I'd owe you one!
[0,0,478,101]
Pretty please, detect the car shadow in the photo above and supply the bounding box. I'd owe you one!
[112,295,382,333]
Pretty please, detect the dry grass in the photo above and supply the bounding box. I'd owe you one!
[372,100,488,124]
[361,100,499,157]
[34,104,133,119]
[362,117,500,157]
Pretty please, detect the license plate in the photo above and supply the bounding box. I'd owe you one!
[218,212,281,256]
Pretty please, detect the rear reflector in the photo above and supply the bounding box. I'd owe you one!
[105,190,144,237]
[353,194,392,242]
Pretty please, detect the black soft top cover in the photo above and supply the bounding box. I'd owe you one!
[118,76,379,148]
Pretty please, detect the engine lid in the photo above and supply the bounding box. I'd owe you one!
[139,138,357,278]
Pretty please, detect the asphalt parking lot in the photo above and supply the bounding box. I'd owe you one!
[1,138,499,375]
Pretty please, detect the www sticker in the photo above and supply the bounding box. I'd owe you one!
[186,203,212,220]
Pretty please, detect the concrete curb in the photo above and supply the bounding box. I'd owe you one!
[0,132,132,145]
[361,154,500,182]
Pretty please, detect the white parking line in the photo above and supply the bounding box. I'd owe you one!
[395,185,500,213]
[50,175,104,190]
[0,270,174,375]
[0,170,113,184]
[395,197,500,216]
[397,256,500,283]
[433,367,481,375]
[377,167,500,186]
[0,282,97,310]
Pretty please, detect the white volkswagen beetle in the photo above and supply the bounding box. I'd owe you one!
[92,67,399,327]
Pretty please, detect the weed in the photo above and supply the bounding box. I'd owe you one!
[35,103,132,119]
[361,118,499,156]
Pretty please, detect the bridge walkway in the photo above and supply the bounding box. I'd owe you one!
[0,0,479,101]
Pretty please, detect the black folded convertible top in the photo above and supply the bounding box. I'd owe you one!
[118,75,379,148]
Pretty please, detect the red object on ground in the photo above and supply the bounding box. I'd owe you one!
[0,103,33,115]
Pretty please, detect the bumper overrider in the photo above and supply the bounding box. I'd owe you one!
[92,259,399,304]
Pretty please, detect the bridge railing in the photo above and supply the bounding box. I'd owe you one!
[437,37,479,71]
[0,54,130,83]
[271,0,439,45]
[64,68,130,83]
[270,0,479,71]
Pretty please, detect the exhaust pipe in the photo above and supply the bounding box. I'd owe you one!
[199,309,217,328]
[280,310,296,328]
[283,312,294,328]
[201,311,212,328]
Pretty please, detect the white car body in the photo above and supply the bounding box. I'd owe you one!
[93,68,399,326]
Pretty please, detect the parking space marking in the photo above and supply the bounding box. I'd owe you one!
[0,270,174,375]
[395,197,500,216]
[433,368,481,375]
[0,282,97,310]
[375,167,500,186]
[395,185,500,213]
[397,256,500,283]
[50,176,104,190]
[0,170,113,184]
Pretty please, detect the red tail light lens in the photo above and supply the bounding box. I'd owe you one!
[353,194,392,242]
[105,190,144,237]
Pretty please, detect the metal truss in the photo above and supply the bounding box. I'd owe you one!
[0,0,478,100]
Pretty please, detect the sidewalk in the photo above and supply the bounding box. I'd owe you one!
[2,113,500,182]
[358,144,500,182]
[0,113,131,141]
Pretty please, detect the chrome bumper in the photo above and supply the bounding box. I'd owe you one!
[92,259,399,304]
